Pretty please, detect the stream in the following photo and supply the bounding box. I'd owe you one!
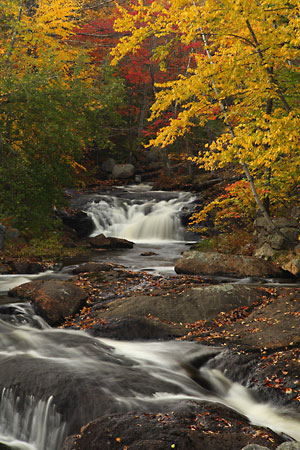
[0,184,300,449]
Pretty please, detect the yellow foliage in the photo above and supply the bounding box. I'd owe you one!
[111,0,300,224]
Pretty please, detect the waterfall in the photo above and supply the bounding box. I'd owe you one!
[0,389,66,450]
[84,186,196,242]
[0,305,300,447]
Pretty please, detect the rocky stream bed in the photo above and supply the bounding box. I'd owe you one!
[0,185,300,450]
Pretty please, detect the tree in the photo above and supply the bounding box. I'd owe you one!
[76,2,203,165]
[111,0,300,229]
[0,0,124,233]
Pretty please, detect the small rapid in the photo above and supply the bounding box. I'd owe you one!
[84,185,196,243]
[0,305,300,449]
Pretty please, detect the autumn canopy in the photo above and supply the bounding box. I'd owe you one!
[0,0,299,234]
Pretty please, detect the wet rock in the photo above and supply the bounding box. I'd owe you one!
[62,402,283,450]
[72,262,123,274]
[0,260,45,275]
[140,252,158,256]
[58,209,95,238]
[242,445,270,450]
[0,443,12,449]
[101,158,116,173]
[10,260,44,274]
[88,234,134,249]
[8,280,88,326]
[97,285,264,324]
[215,288,300,351]
[175,251,287,278]
[90,316,187,340]
[277,443,300,449]
[112,164,135,179]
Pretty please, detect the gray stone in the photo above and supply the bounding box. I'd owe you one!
[280,227,300,243]
[270,233,286,250]
[112,163,135,179]
[291,206,300,220]
[0,223,5,250]
[274,217,298,228]
[9,280,88,326]
[88,234,134,249]
[254,216,269,228]
[254,243,275,260]
[175,251,285,278]
[277,443,300,450]
[101,157,116,173]
[254,216,298,230]
[99,285,264,324]
[242,445,269,450]
[282,255,300,277]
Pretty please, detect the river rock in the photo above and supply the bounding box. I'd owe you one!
[212,287,300,352]
[96,285,264,325]
[62,402,283,450]
[112,163,135,179]
[101,158,116,173]
[8,280,88,325]
[72,262,123,274]
[88,234,134,249]
[175,251,288,278]
[254,216,300,251]
[58,209,95,238]
[10,260,45,274]
[277,444,300,450]
[242,446,270,450]
[282,255,300,278]
[90,316,187,340]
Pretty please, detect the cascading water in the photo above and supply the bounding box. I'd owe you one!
[0,304,300,449]
[84,185,196,242]
[1,185,300,448]
[0,389,66,450]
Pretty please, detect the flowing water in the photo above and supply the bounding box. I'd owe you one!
[0,305,300,449]
[0,185,300,449]
[85,185,195,242]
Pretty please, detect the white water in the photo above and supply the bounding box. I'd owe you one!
[1,186,300,447]
[0,307,300,448]
[85,186,196,243]
[0,389,66,450]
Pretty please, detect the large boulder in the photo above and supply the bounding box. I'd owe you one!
[254,216,300,251]
[62,403,282,450]
[112,163,135,179]
[8,280,88,325]
[72,262,123,274]
[58,209,95,238]
[175,251,288,278]
[282,255,300,278]
[96,285,264,324]
[88,234,134,249]
[101,157,116,173]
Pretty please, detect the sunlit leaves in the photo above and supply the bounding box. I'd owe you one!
[111,0,300,221]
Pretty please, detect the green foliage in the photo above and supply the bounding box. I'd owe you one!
[0,1,126,234]
[192,231,254,255]
[3,232,89,259]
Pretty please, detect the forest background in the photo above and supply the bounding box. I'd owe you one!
[0,0,299,255]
